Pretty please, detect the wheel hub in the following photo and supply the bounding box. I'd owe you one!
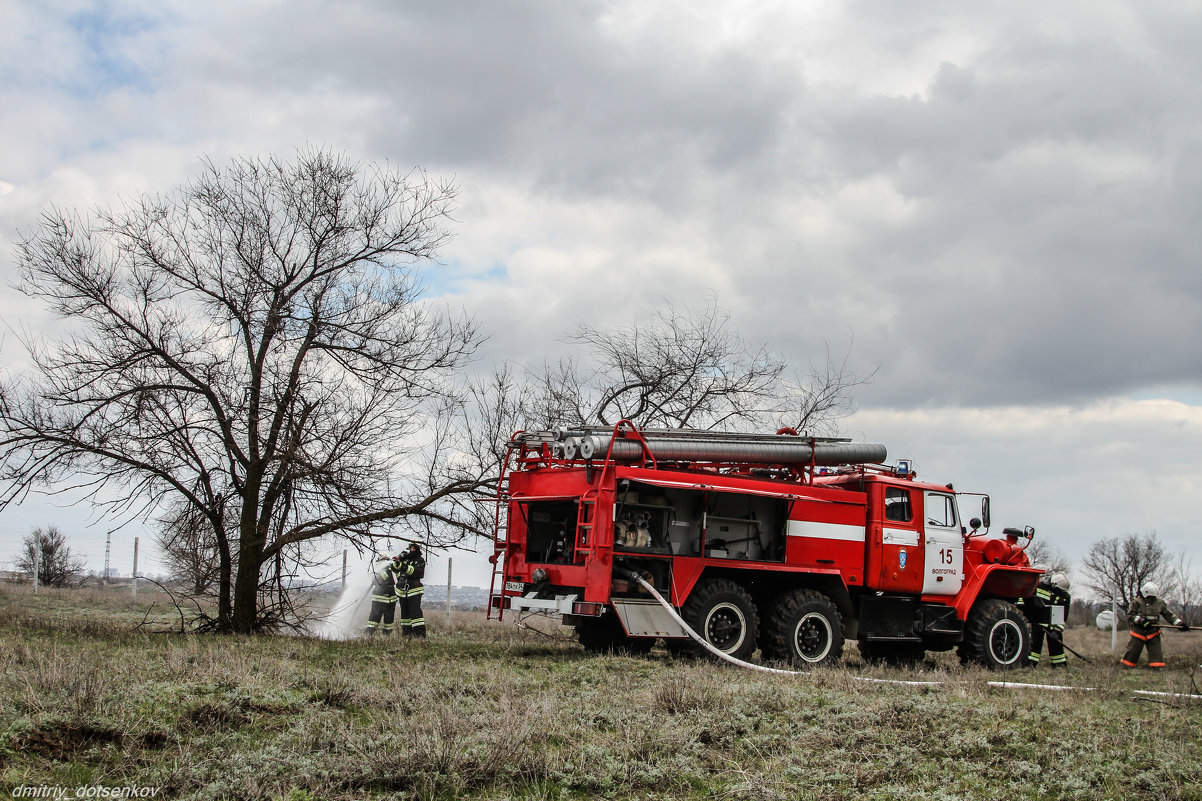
[704,602,747,653]
[988,619,1023,665]
[794,611,833,662]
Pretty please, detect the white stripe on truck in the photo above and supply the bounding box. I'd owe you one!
[786,520,865,542]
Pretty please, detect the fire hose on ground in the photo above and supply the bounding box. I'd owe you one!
[624,571,1202,700]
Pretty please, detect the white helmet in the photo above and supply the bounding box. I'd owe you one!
[1048,572,1070,591]
[1140,581,1160,598]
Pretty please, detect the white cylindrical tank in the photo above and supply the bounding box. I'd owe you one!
[1096,609,1116,631]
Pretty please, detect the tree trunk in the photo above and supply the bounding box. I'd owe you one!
[230,483,265,634]
[231,531,263,634]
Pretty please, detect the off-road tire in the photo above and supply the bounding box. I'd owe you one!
[858,641,926,666]
[575,611,655,655]
[958,598,1031,670]
[680,578,759,661]
[763,588,844,666]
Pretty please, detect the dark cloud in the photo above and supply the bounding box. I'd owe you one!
[6,1,1202,412]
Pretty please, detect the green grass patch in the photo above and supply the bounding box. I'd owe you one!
[2,582,1201,800]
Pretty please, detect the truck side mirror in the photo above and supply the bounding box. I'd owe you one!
[980,497,990,528]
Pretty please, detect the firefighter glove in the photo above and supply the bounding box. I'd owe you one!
[1181,623,1190,632]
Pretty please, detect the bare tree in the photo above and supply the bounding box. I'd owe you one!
[1025,539,1072,575]
[1081,531,1171,609]
[1166,550,1201,624]
[780,340,877,436]
[0,149,491,633]
[16,526,86,587]
[156,500,226,595]
[521,297,873,434]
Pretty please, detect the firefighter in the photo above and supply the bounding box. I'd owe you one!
[364,554,402,635]
[396,542,426,638]
[1121,582,1189,669]
[1025,571,1072,668]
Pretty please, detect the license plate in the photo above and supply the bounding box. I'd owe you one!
[504,580,525,593]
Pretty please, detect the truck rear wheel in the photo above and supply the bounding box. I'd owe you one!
[958,598,1030,670]
[764,589,844,666]
[680,578,759,661]
[575,611,654,655]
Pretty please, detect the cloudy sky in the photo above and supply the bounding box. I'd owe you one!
[2,0,1201,594]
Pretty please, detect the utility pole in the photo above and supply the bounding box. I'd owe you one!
[342,549,347,590]
[446,558,453,630]
[131,537,139,600]
[1111,595,1118,653]
[32,534,40,595]
[104,531,112,584]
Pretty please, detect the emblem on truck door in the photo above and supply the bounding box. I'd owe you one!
[898,549,908,569]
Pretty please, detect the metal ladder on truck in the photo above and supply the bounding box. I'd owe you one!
[486,447,515,621]
[574,493,597,562]
[487,431,558,620]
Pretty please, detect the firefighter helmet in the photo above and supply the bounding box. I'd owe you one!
[1048,571,1070,591]
[1140,581,1160,598]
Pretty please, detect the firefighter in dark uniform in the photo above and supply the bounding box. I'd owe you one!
[397,543,426,637]
[364,554,402,635]
[1122,582,1188,668]
[1025,571,1072,668]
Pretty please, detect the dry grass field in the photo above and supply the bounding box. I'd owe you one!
[2,583,1201,800]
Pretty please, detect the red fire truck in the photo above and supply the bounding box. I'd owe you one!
[488,422,1041,669]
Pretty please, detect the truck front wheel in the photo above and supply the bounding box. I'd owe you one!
[680,578,759,661]
[959,598,1030,670]
[764,589,844,666]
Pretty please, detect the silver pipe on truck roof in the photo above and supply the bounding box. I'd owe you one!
[575,434,886,466]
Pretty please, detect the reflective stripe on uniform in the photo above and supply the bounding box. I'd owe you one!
[1130,630,1161,641]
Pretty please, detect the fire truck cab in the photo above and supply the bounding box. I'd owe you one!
[489,423,1040,670]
